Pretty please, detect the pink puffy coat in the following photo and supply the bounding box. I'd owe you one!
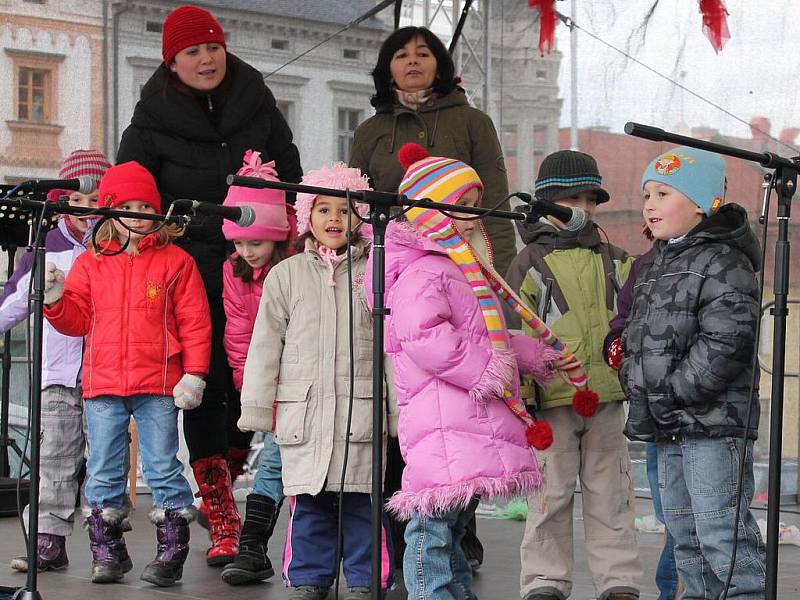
[222,256,270,391]
[371,221,549,519]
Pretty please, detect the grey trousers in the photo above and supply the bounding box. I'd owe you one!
[23,385,85,536]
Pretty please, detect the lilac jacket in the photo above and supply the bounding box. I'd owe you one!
[0,220,87,388]
[370,221,546,519]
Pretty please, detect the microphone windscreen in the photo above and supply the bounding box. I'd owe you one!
[238,205,256,227]
[77,175,98,195]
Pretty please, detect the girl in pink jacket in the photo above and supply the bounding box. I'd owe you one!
[376,144,562,599]
[220,150,292,586]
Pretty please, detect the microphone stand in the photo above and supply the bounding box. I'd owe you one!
[227,174,530,599]
[0,194,189,600]
[625,122,800,600]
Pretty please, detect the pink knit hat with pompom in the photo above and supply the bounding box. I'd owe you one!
[222,150,290,241]
[295,163,371,236]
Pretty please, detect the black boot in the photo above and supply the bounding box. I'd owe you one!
[221,494,279,585]
[140,507,194,587]
[85,506,134,583]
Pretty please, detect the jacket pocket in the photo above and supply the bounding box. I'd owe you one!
[274,380,312,446]
[340,377,376,442]
[165,332,182,359]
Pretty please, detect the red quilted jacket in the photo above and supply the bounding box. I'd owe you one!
[44,236,211,398]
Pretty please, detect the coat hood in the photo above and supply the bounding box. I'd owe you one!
[515,216,604,249]
[663,203,761,271]
[375,87,469,115]
[132,54,268,141]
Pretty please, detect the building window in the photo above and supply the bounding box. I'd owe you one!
[23,0,45,3]
[337,108,362,163]
[271,39,289,51]
[276,100,294,131]
[535,68,547,80]
[18,67,50,122]
[343,48,360,60]
[146,21,163,33]
[502,126,517,158]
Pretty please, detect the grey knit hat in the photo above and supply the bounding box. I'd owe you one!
[534,150,610,204]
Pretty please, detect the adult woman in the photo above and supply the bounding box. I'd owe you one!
[117,4,302,567]
[350,26,516,275]
[351,26,513,570]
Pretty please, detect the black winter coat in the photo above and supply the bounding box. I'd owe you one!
[620,204,762,442]
[117,53,302,248]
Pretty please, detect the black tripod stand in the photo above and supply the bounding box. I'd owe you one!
[0,191,189,600]
[227,173,533,599]
[625,122,800,600]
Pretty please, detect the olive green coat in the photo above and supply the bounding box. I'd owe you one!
[350,89,517,274]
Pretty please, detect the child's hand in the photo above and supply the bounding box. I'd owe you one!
[43,262,65,305]
[554,353,583,385]
[606,337,623,370]
[173,374,205,410]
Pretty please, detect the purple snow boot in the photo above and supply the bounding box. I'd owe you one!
[9,533,69,572]
[140,507,194,587]
[85,506,134,583]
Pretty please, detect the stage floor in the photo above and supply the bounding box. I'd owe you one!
[1,497,798,599]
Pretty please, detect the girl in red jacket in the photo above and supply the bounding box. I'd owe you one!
[43,161,211,588]
[218,150,291,586]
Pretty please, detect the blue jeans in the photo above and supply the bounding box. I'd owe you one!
[646,442,679,600]
[84,395,194,510]
[252,432,284,503]
[658,437,766,599]
[403,497,479,600]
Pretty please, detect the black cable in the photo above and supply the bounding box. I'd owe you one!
[719,178,774,600]
[334,189,358,599]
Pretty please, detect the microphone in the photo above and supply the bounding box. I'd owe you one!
[21,176,97,195]
[521,197,588,232]
[172,199,255,227]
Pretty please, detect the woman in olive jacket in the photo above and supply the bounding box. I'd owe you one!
[117,4,302,566]
[349,26,516,275]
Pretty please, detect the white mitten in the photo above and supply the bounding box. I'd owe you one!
[43,262,65,305]
[172,374,205,410]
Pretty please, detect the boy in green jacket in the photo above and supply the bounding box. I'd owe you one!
[506,151,641,600]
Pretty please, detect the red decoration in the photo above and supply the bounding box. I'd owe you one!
[572,389,599,417]
[528,0,557,56]
[607,337,623,371]
[397,143,431,170]
[698,0,730,53]
[526,419,553,450]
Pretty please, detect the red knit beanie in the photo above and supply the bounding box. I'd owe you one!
[162,5,226,65]
[98,162,162,213]
[46,148,112,201]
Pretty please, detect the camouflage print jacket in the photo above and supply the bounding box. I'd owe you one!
[621,203,761,442]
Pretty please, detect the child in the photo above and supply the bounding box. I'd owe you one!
[506,150,641,600]
[621,146,766,598]
[218,150,291,586]
[42,161,211,587]
[379,143,561,600]
[2,149,110,572]
[238,163,394,600]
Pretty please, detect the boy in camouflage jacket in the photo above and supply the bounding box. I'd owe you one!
[620,146,766,598]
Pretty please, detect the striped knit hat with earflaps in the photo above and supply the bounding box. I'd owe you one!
[397,143,599,450]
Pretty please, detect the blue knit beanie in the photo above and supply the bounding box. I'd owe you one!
[641,146,725,216]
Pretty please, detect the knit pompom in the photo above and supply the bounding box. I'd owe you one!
[572,389,600,417]
[398,143,430,170]
[526,420,553,451]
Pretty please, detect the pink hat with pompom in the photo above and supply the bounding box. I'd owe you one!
[295,163,371,235]
[222,150,290,241]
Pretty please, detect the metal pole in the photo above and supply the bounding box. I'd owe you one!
[569,0,578,150]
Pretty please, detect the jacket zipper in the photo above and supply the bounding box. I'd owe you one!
[122,253,133,393]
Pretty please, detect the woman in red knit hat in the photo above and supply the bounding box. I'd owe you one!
[43,161,211,587]
[117,4,303,566]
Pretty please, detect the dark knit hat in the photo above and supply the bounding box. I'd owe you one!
[98,162,162,213]
[534,150,610,205]
[162,5,226,65]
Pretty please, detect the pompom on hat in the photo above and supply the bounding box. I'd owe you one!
[98,161,162,213]
[641,146,726,216]
[295,163,372,236]
[46,149,111,202]
[222,150,290,242]
[162,4,226,65]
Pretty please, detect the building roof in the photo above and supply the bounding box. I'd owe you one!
[194,0,390,30]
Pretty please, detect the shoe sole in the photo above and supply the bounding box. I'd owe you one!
[221,565,274,585]
[140,566,183,587]
[10,559,69,573]
[91,568,125,583]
